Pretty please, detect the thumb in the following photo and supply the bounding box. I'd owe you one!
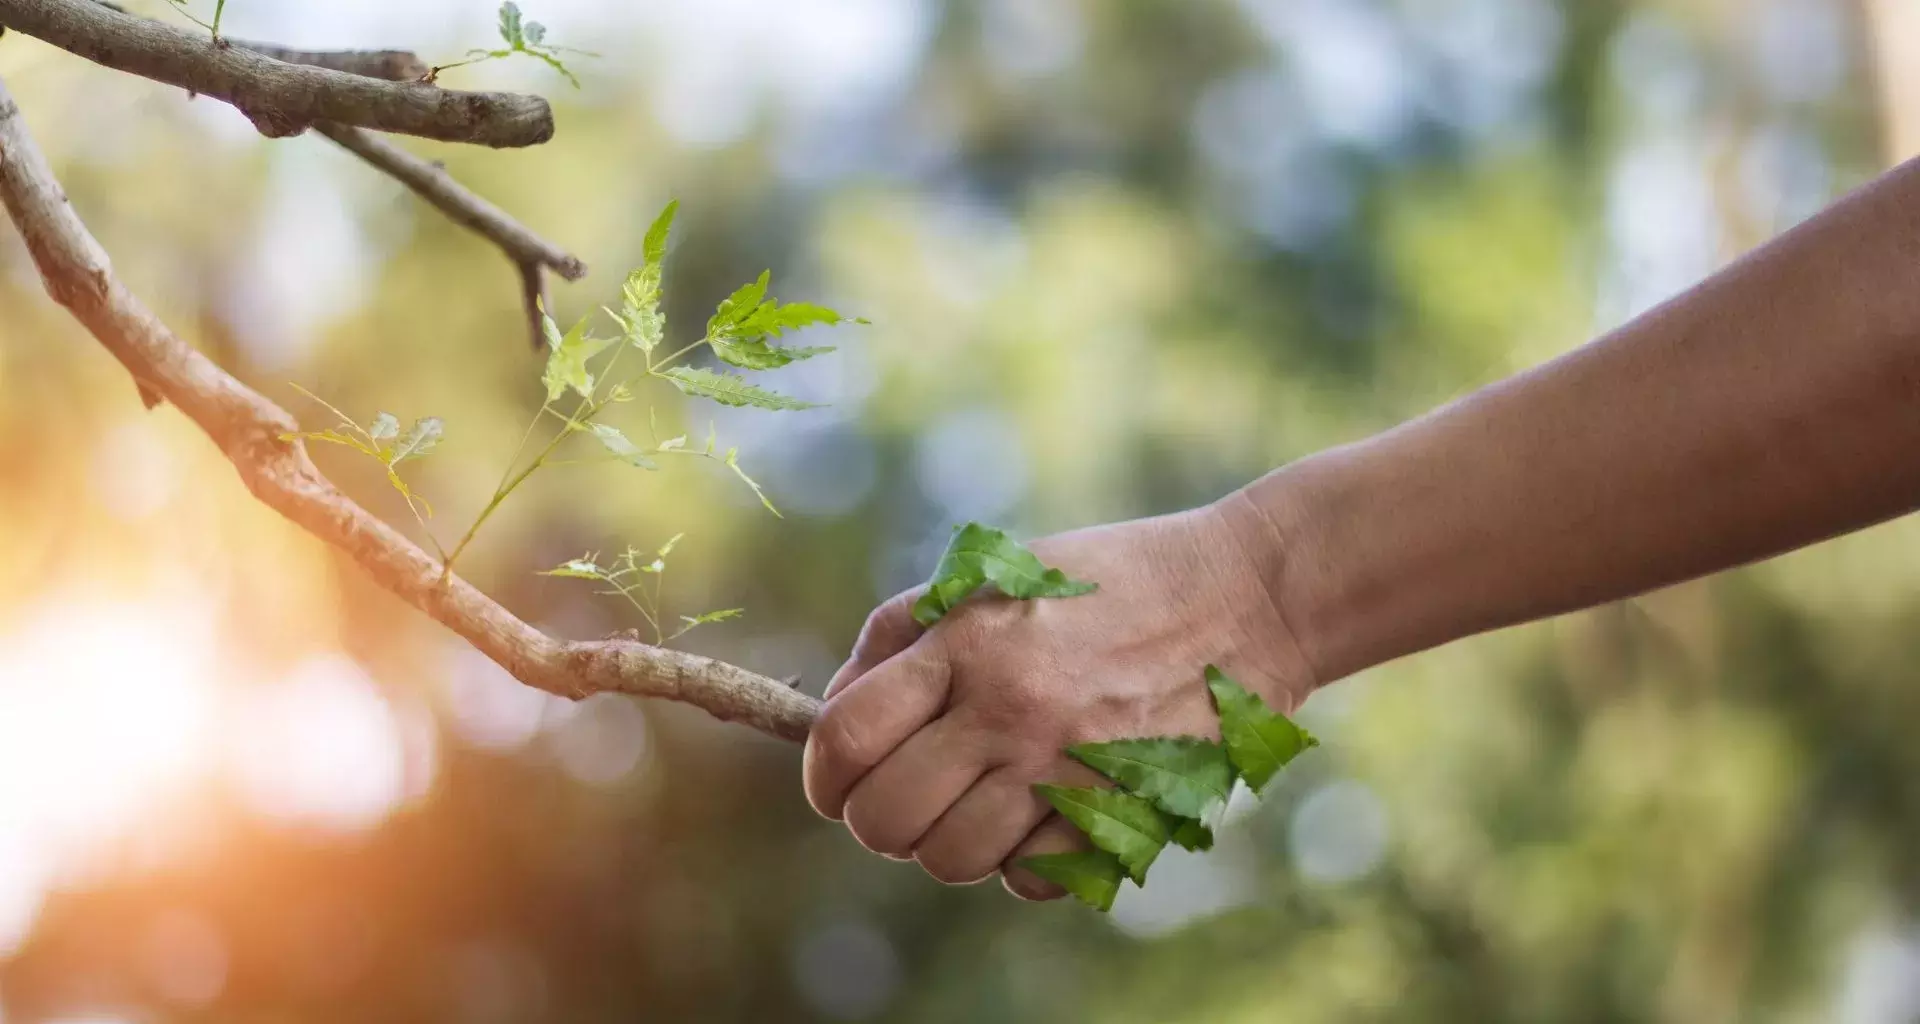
[825,587,927,699]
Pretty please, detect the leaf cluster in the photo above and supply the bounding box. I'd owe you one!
[281,385,445,555]
[283,199,861,647]
[539,534,743,646]
[1021,666,1319,911]
[430,2,596,87]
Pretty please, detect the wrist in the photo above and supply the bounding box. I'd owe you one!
[1198,481,1323,705]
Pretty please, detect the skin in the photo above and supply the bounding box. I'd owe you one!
[804,154,1920,900]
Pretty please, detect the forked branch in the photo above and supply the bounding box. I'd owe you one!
[0,79,821,742]
[0,0,552,146]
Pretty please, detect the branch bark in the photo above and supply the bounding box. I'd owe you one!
[0,0,551,147]
[0,78,822,743]
[314,121,586,348]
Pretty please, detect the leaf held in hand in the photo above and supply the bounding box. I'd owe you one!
[1205,665,1318,794]
[910,522,1098,626]
[1168,817,1214,852]
[1068,736,1234,821]
[661,366,818,411]
[1016,851,1126,911]
[1033,784,1169,884]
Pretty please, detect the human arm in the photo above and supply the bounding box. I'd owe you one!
[804,155,1920,899]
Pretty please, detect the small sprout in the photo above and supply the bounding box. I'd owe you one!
[426,2,597,88]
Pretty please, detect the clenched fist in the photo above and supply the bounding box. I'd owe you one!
[802,494,1314,900]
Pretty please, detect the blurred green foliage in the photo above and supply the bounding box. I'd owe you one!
[0,0,1912,1021]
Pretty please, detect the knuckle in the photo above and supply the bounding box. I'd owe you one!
[815,704,877,772]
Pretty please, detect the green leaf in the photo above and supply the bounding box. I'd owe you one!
[522,19,545,45]
[541,313,613,401]
[589,423,658,469]
[656,533,683,558]
[1168,817,1214,852]
[709,332,833,371]
[1205,665,1318,794]
[708,271,771,335]
[539,557,603,580]
[679,608,743,627]
[1067,736,1234,821]
[739,300,859,338]
[1033,784,1169,885]
[368,412,400,443]
[910,523,1098,626]
[660,366,819,411]
[722,448,780,516]
[642,200,677,266]
[390,417,443,463]
[1016,851,1125,912]
[497,1,524,46]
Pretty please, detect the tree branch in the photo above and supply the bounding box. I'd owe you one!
[314,121,586,349]
[0,78,821,743]
[0,0,551,147]
[229,44,428,83]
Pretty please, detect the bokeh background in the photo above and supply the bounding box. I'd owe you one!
[1,0,1918,1020]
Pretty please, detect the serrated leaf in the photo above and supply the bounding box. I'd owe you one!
[391,417,443,463]
[710,332,833,371]
[369,412,400,443]
[1068,736,1234,821]
[739,300,854,338]
[661,366,819,411]
[679,608,743,627]
[1168,817,1214,852]
[497,1,523,46]
[1205,665,1318,794]
[589,423,658,469]
[642,200,677,266]
[910,522,1098,626]
[622,204,674,353]
[539,558,602,579]
[522,19,545,45]
[656,532,683,558]
[1016,851,1125,912]
[541,313,613,401]
[708,271,771,335]
[724,448,780,517]
[1034,784,1169,885]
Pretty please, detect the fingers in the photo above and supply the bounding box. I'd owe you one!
[803,634,951,820]
[842,718,988,859]
[1000,816,1091,902]
[912,764,1053,885]
[824,588,925,700]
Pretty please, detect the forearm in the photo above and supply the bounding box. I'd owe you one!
[1235,156,1920,684]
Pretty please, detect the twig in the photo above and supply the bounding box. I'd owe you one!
[314,121,586,349]
[230,45,428,82]
[0,0,552,147]
[0,78,821,743]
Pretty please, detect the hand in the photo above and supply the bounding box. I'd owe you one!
[802,495,1314,900]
